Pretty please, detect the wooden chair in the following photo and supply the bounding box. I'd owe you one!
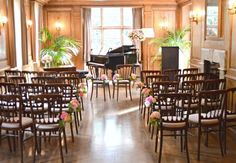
[0,94,34,163]
[8,76,27,84]
[204,79,226,90]
[182,68,199,74]
[156,93,191,163]
[19,83,45,116]
[29,94,67,163]
[5,70,21,78]
[44,83,77,140]
[31,76,60,84]
[113,64,133,101]
[0,75,6,82]
[188,90,226,160]
[89,65,111,101]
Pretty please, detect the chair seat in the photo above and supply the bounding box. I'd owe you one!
[2,117,33,129]
[36,118,60,130]
[93,80,109,84]
[115,79,130,84]
[162,116,186,128]
[189,113,219,125]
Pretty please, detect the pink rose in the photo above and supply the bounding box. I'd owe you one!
[141,88,151,97]
[70,99,80,110]
[150,111,160,120]
[78,91,84,97]
[113,74,120,80]
[60,111,71,122]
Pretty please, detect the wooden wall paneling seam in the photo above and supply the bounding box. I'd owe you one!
[30,1,36,61]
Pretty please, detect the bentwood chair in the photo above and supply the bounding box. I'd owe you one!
[90,65,111,101]
[204,79,226,90]
[0,82,17,95]
[5,70,21,78]
[29,94,67,163]
[113,64,133,101]
[0,94,34,163]
[156,93,191,163]
[188,90,227,160]
[22,71,43,83]
[45,83,77,140]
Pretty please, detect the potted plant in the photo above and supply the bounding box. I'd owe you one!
[39,28,81,67]
[150,27,191,70]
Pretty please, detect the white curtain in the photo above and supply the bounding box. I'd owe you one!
[83,8,91,65]
[132,8,142,62]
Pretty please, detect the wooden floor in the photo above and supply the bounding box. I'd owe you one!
[1,84,236,163]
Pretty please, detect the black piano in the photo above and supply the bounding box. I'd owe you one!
[87,45,137,75]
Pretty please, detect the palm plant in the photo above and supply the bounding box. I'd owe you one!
[150,27,191,62]
[39,28,81,66]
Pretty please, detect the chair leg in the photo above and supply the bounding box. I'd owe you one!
[96,84,98,98]
[224,121,227,155]
[70,122,74,142]
[59,130,64,163]
[90,83,94,101]
[117,83,119,101]
[74,113,79,134]
[151,125,155,139]
[197,126,201,160]
[158,130,163,163]
[155,126,159,152]
[103,83,106,101]
[13,131,16,152]
[129,83,132,101]
[112,83,115,99]
[63,128,68,154]
[6,130,12,152]
[219,124,224,156]
[108,83,111,99]
[180,130,183,152]
[205,127,209,147]
[185,129,190,163]
[19,131,24,163]
[125,84,128,97]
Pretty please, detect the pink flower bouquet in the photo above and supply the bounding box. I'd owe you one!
[144,96,156,107]
[59,111,72,127]
[149,111,160,126]
[128,29,145,41]
[78,83,87,97]
[68,99,81,112]
[136,81,144,89]
[41,54,53,64]
[100,74,108,81]
[141,88,151,97]
[113,73,121,81]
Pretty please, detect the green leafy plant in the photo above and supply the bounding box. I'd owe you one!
[150,27,191,62]
[39,28,81,66]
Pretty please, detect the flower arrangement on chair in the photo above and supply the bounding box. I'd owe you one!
[59,111,72,127]
[144,95,156,107]
[149,111,160,126]
[78,83,87,97]
[68,99,81,112]
[141,88,151,97]
[100,74,108,81]
[85,73,93,80]
[130,73,137,81]
[113,73,122,81]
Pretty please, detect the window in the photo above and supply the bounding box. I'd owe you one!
[91,7,133,54]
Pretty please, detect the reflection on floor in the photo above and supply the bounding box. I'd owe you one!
[1,84,236,163]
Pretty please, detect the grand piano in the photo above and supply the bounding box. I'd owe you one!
[87,45,137,75]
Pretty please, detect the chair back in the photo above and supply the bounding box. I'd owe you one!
[31,76,59,84]
[0,76,6,82]
[89,65,108,80]
[152,81,179,98]
[8,76,27,84]
[182,68,199,74]
[157,93,191,128]
[146,75,169,87]
[29,94,63,125]
[22,71,43,83]
[198,90,226,121]
[204,79,226,90]
[0,82,17,94]
[141,70,162,83]
[5,70,21,77]
[0,95,23,127]
[116,64,133,80]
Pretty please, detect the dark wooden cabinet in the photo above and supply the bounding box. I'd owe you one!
[161,46,179,71]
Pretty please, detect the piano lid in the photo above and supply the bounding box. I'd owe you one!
[107,45,136,54]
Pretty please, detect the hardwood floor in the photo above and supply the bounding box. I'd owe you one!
[1,84,236,163]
